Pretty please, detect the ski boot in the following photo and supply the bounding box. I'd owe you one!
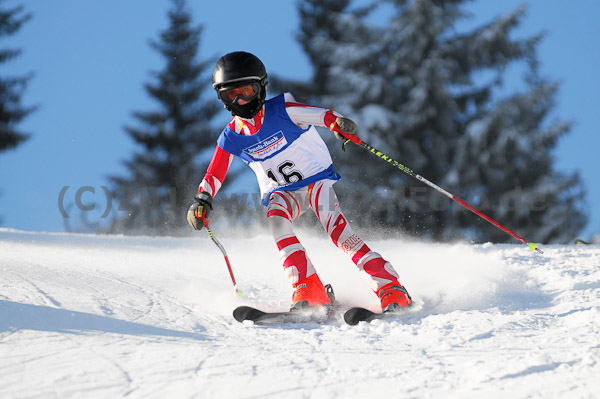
[290,273,335,311]
[377,280,412,312]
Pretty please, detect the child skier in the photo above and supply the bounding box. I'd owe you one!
[187,51,412,312]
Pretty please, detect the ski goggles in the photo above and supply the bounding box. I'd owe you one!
[218,82,261,105]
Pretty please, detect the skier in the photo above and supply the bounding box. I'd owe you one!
[187,51,412,312]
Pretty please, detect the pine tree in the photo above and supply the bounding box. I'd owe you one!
[449,72,586,243]
[109,0,219,235]
[0,1,33,152]
[0,1,34,225]
[293,0,585,243]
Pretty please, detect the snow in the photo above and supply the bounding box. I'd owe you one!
[1,228,599,398]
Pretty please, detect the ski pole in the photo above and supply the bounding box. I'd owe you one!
[344,137,543,253]
[206,224,243,296]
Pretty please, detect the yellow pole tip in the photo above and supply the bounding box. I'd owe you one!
[528,243,538,252]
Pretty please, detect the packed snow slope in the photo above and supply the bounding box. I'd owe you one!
[1,228,599,399]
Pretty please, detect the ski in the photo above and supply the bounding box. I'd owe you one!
[343,307,404,325]
[234,283,338,325]
[233,305,334,325]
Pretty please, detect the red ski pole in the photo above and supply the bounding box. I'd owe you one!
[206,224,243,296]
[343,136,543,253]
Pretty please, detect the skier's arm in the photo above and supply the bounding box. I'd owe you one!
[283,93,359,143]
[198,144,234,197]
[187,144,233,231]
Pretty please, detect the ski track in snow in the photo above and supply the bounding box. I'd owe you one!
[1,228,599,398]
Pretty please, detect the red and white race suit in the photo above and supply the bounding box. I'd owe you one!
[198,93,399,291]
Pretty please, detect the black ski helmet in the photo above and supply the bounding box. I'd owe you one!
[212,51,268,119]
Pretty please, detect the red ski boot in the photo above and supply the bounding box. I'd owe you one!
[291,273,333,310]
[377,281,412,312]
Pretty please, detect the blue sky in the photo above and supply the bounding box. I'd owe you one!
[0,0,598,240]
